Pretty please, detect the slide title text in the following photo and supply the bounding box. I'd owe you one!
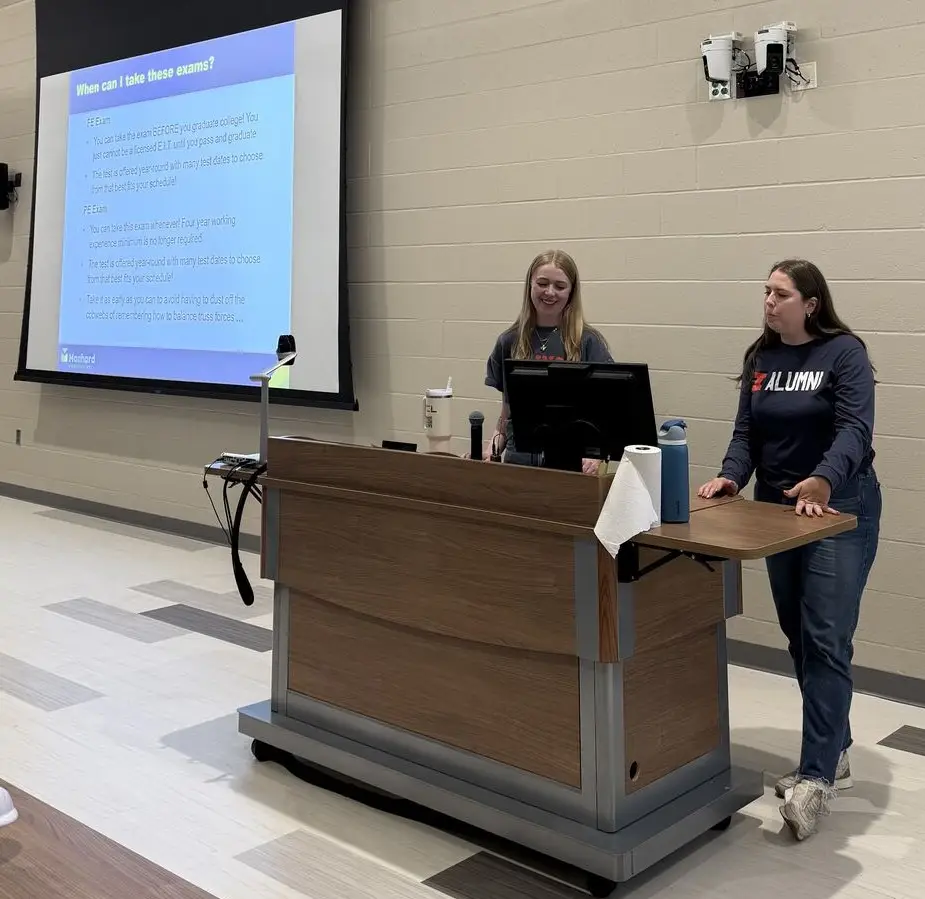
[75,56,216,99]
[69,22,294,116]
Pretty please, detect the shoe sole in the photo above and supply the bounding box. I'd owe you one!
[0,808,18,827]
[774,774,852,799]
[780,803,814,841]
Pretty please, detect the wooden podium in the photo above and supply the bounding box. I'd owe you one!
[239,437,854,894]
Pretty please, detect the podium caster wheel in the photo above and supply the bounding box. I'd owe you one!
[586,875,616,897]
[251,739,275,763]
[711,816,733,833]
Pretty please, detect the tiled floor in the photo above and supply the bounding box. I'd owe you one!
[2,494,924,899]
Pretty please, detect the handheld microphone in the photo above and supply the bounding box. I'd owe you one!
[469,411,485,461]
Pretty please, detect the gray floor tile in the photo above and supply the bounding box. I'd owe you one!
[236,830,442,898]
[141,605,272,652]
[424,853,586,899]
[34,509,211,551]
[0,652,104,711]
[878,725,925,757]
[249,584,274,604]
[131,580,271,620]
[46,598,187,643]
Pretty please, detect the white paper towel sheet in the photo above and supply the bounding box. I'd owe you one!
[594,445,662,559]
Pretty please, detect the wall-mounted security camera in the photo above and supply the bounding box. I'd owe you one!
[701,32,742,100]
[755,21,796,76]
[701,33,742,83]
[0,163,22,212]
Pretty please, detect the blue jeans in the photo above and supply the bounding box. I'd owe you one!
[754,468,881,785]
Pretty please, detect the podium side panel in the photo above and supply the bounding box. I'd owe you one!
[596,542,619,662]
[631,548,725,655]
[622,627,721,794]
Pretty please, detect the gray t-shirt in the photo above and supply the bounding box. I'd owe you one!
[485,326,612,464]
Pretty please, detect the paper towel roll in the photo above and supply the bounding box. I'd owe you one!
[594,445,662,559]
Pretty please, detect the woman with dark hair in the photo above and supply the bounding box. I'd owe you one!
[699,259,881,841]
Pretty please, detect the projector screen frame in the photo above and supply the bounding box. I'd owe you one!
[15,0,358,412]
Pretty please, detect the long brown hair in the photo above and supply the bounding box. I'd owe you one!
[737,259,874,386]
[510,250,601,360]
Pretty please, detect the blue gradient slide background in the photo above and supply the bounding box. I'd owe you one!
[57,24,296,384]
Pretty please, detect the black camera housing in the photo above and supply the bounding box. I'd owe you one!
[764,43,785,75]
[0,163,22,211]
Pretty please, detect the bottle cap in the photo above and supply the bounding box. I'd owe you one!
[658,418,688,443]
[427,377,453,398]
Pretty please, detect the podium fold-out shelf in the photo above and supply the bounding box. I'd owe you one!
[240,438,854,891]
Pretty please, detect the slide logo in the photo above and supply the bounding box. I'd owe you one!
[59,347,98,368]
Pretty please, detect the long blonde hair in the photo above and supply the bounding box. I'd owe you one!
[511,249,590,361]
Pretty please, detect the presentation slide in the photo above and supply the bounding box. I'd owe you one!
[61,26,295,382]
[23,9,348,399]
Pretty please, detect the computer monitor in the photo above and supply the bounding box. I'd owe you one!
[503,360,659,472]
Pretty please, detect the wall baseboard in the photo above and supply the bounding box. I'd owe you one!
[728,640,925,710]
[0,480,261,553]
[4,479,922,709]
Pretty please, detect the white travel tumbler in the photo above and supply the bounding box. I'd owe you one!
[423,378,453,454]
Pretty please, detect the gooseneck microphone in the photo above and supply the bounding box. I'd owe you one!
[276,334,297,362]
[469,411,485,461]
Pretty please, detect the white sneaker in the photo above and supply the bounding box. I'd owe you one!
[780,778,834,841]
[0,787,18,827]
[775,750,852,799]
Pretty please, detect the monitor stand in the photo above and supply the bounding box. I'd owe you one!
[539,422,594,473]
[540,440,583,473]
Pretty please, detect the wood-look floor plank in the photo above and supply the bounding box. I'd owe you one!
[0,780,219,899]
[236,829,451,898]
[141,604,272,652]
[46,598,187,643]
[0,652,103,711]
[424,853,587,899]
[878,725,925,757]
[132,580,272,620]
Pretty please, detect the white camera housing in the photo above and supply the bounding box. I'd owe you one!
[701,32,742,84]
[755,21,796,76]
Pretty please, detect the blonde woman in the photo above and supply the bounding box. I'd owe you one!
[485,250,611,470]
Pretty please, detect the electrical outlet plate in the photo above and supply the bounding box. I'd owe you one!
[790,60,817,92]
[708,79,734,101]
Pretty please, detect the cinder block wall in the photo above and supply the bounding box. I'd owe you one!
[1,0,923,676]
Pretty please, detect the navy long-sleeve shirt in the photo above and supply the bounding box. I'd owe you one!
[720,334,876,495]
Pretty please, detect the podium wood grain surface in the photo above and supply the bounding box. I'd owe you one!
[641,494,855,558]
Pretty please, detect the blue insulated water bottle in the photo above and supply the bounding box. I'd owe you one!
[658,419,690,524]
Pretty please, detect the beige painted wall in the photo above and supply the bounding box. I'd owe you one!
[1,0,923,677]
